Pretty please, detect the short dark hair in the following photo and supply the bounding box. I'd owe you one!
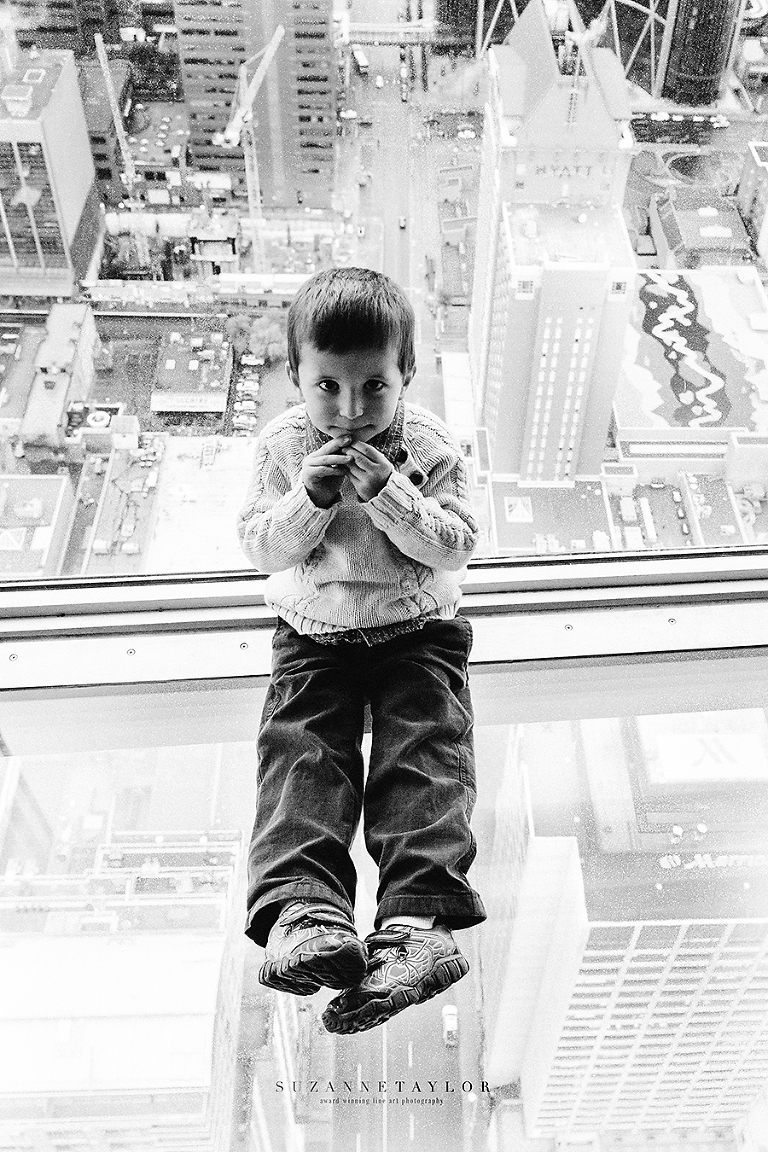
[287,267,416,378]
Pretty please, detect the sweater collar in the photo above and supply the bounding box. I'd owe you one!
[304,399,406,464]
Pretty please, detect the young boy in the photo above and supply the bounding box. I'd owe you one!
[238,267,485,1035]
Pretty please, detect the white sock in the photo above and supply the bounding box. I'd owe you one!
[382,915,435,930]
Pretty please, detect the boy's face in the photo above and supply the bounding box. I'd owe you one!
[287,341,412,441]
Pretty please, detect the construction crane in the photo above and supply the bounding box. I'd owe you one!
[94,33,150,267]
[215,24,285,271]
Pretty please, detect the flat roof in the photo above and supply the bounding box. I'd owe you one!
[128,102,189,170]
[35,303,91,373]
[506,203,632,267]
[0,473,71,576]
[151,329,231,411]
[519,711,768,921]
[0,326,44,422]
[489,476,611,554]
[0,51,67,125]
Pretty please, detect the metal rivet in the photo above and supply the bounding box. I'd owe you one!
[9,653,17,661]
[240,642,248,649]
[127,648,135,655]
[668,618,676,624]
[565,624,573,631]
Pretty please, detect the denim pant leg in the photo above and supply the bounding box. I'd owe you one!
[363,616,487,931]
[245,621,366,947]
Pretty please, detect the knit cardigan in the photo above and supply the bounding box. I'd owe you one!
[237,400,479,635]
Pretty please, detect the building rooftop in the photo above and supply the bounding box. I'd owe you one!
[128,101,188,171]
[492,3,630,126]
[189,209,239,242]
[653,187,752,262]
[151,330,231,413]
[488,476,611,554]
[505,202,633,266]
[520,711,768,921]
[0,474,71,576]
[0,326,44,425]
[35,303,92,374]
[0,50,67,124]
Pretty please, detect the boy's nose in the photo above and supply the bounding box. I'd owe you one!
[338,392,364,419]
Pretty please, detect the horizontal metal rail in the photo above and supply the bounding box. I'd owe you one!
[3,550,768,638]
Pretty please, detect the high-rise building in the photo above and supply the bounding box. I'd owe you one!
[468,0,635,481]
[0,47,101,301]
[175,0,336,209]
[77,57,133,205]
[661,0,742,105]
[252,0,337,210]
[174,0,255,198]
[737,141,768,260]
[0,828,245,1150]
[8,0,118,54]
[436,0,513,48]
[482,715,768,1138]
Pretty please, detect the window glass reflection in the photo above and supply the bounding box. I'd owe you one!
[2,677,768,1148]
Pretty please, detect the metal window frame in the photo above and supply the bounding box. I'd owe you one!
[4,549,768,689]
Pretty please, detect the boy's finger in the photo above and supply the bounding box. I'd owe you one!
[319,435,353,453]
[309,453,349,466]
[349,441,385,460]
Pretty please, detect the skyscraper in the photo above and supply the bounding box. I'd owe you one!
[252,0,337,210]
[8,0,118,53]
[661,0,742,106]
[0,46,101,301]
[175,0,336,209]
[468,0,635,481]
[174,0,256,198]
[0,829,245,1150]
[482,715,768,1138]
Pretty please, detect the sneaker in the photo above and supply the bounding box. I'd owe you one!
[321,923,468,1033]
[259,901,368,996]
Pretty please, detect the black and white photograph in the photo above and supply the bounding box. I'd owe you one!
[3,0,768,1149]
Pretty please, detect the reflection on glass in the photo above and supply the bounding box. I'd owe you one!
[4,2,768,579]
[2,697,768,1148]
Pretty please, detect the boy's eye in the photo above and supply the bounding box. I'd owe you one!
[365,380,386,391]
[317,380,338,391]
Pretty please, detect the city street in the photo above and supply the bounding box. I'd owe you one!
[341,0,483,415]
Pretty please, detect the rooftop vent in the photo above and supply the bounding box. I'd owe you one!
[22,68,45,84]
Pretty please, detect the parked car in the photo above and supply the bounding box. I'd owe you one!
[398,216,407,229]
[442,1004,458,1048]
[375,74,384,88]
[235,399,258,412]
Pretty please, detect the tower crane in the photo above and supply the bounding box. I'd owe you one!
[94,33,150,267]
[215,24,285,271]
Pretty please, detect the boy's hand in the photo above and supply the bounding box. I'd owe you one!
[302,436,352,508]
[345,441,394,502]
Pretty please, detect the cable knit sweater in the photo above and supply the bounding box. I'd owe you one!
[237,400,478,635]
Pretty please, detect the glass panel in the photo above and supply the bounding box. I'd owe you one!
[2,648,768,1146]
[2,5,768,580]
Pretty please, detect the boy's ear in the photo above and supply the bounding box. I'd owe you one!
[402,366,415,390]
[285,360,299,387]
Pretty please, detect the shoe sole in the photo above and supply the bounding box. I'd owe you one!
[260,939,368,996]
[322,953,468,1033]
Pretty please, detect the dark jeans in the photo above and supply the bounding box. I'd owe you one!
[245,615,487,947]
